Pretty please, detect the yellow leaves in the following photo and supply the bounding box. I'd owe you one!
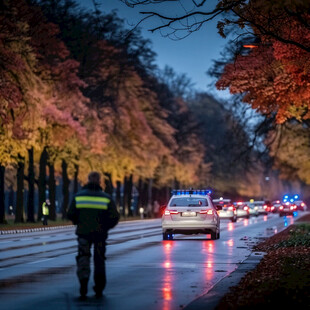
[268,123,310,184]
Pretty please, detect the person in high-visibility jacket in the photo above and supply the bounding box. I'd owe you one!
[67,171,119,299]
[42,199,50,225]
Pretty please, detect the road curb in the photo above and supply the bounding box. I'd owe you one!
[0,225,74,235]
[184,251,266,310]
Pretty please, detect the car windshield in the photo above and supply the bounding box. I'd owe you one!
[169,197,209,207]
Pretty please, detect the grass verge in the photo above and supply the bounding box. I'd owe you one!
[215,213,310,309]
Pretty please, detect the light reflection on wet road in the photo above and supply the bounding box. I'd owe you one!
[0,212,306,310]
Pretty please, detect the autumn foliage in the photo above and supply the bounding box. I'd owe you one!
[215,2,310,186]
[0,0,215,222]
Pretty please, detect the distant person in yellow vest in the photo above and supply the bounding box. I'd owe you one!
[42,199,50,225]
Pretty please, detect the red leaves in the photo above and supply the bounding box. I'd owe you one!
[216,220,310,309]
[216,6,310,123]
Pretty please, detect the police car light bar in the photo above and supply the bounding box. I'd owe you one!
[172,189,212,195]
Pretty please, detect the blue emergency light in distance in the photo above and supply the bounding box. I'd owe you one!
[172,189,212,196]
[283,194,300,203]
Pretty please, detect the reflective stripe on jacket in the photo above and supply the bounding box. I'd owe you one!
[67,183,119,236]
[75,196,110,210]
[42,202,49,215]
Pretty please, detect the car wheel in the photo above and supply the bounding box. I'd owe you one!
[163,233,168,240]
[217,230,220,239]
[231,217,237,223]
[210,231,217,240]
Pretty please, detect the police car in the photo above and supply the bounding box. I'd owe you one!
[161,189,221,240]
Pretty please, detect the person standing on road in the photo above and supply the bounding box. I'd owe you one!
[42,199,50,225]
[67,171,120,299]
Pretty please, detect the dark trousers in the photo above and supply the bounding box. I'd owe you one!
[76,234,107,291]
[43,215,48,225]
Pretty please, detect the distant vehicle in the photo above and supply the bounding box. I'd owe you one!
[279,202,297,217]
[234,202,250,219]
[252,200,270,215]
[294,200,307,211]
[213,198,237,222]
[245,201,270,216]
[271,200,283,213]
[162,190,221,240]
[245,201,259,217]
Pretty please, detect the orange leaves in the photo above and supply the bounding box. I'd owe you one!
[217,39,310,123]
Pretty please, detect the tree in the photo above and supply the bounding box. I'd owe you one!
[122,0,310,53]
[266,122,310,184]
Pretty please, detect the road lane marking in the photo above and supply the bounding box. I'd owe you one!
[27,258,54,265]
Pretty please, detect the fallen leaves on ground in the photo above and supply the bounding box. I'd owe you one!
[215,213,310,309]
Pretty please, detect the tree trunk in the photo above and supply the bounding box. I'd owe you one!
[127,174,133,216]
[137,178,143,211]
[138,178,148,211]
[38,147,48,221]
[61,159,70,219]
[0,165,6,224]
[116,181,121,213]
[48,163,56,221]
[15,157,25,223]
[27,148,35,222]
[147,178,153,217]
[123,176,128,217]
[104,173,113,195]
[73,164,79,194]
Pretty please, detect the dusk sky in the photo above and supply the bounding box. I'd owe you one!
[78,0,229,99]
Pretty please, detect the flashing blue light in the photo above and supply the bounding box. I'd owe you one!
[172,189,212,196]
[284,195,289,199]
[290,199,294,202]
[294,195,299,199]
[283,199,288,203]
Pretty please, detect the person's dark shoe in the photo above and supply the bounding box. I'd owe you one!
[93,286,103,298]
[80,279,88,298]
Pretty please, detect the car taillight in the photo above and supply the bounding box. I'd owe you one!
[279,206,284,210]
[290,206,294,210]
[200,209,213,215]
[301,202,305,207]
[271,206,275,211]
[263,205,267,209]
[228,206,234,211]
[164,210,179,215]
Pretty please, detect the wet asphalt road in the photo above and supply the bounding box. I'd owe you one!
[0,213,303,310]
